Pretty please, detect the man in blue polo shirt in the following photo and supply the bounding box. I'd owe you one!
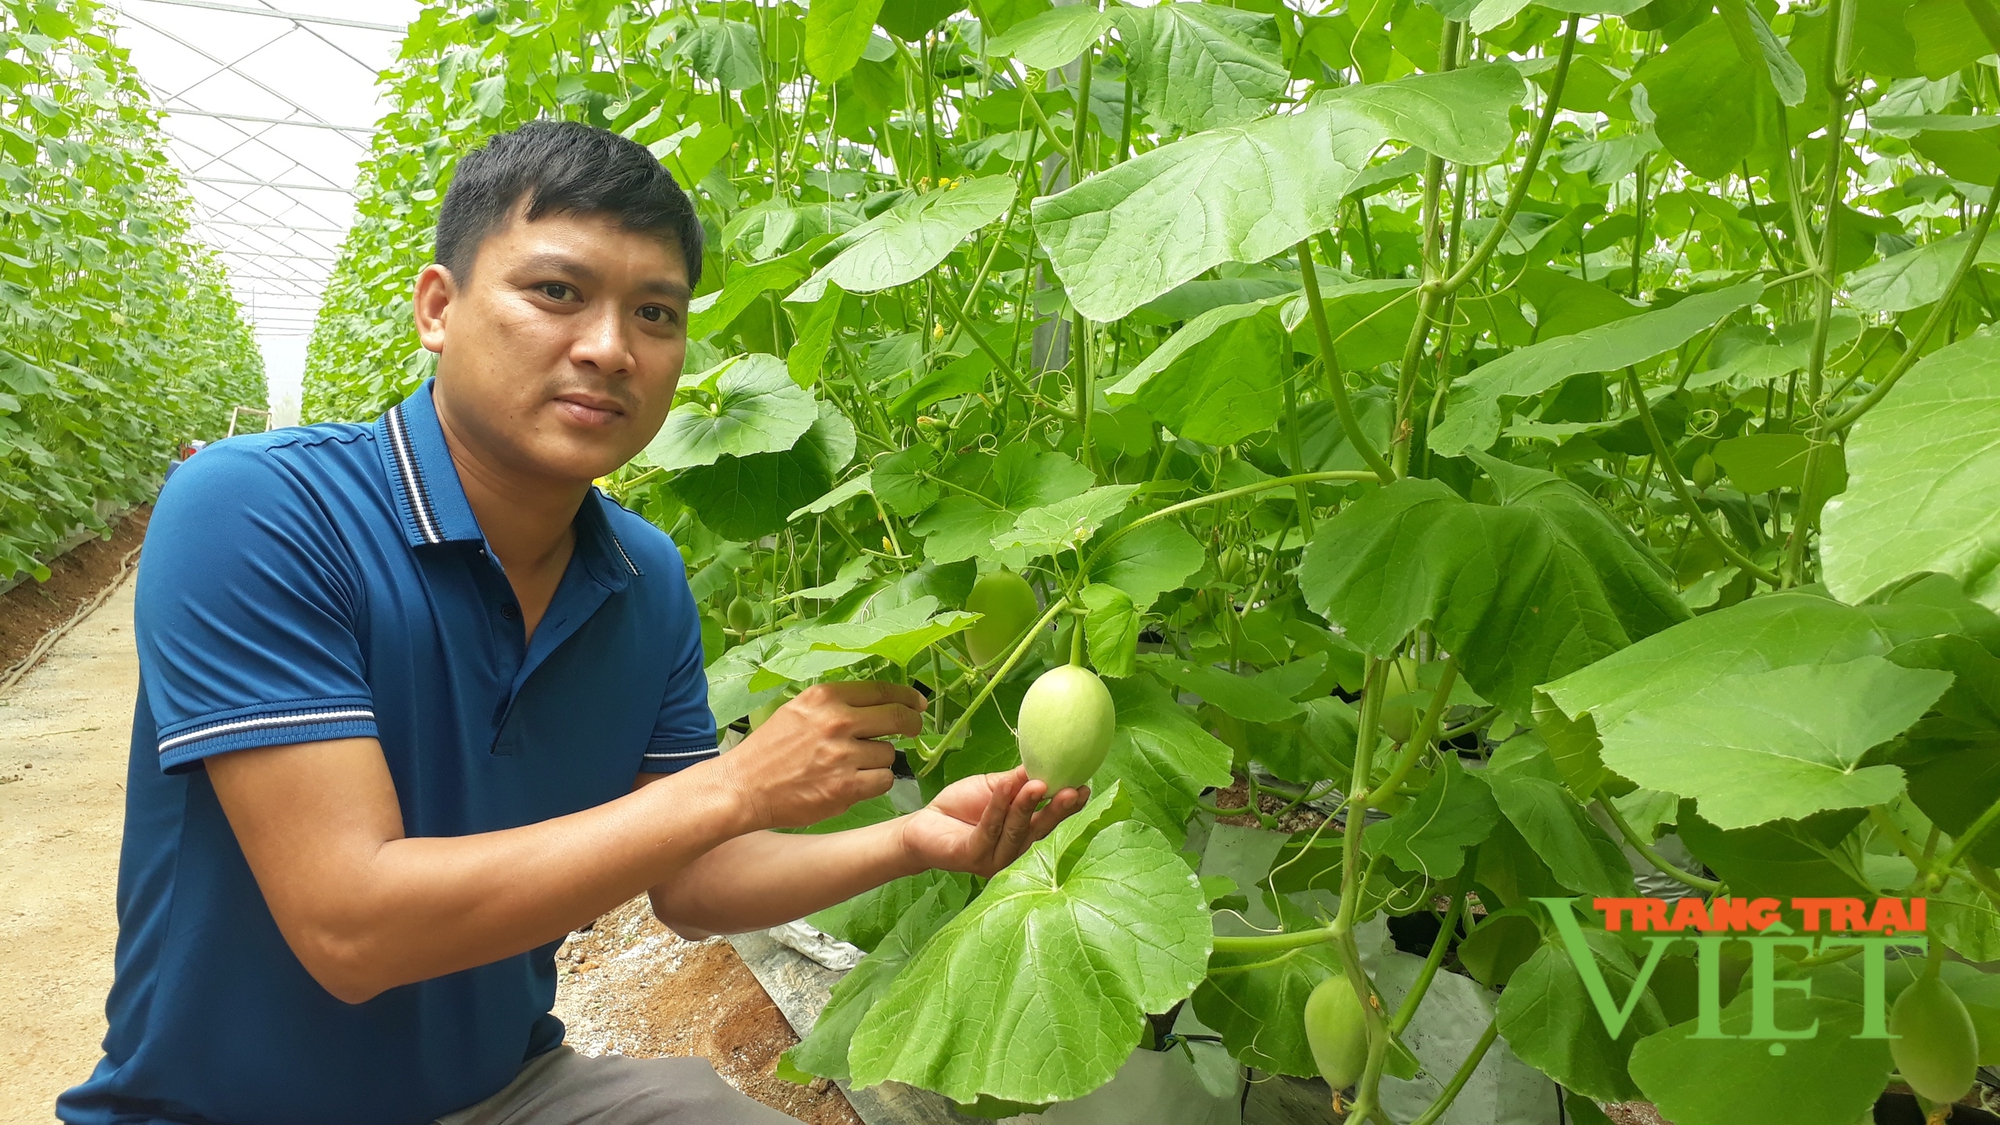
[58,120,1087,1125]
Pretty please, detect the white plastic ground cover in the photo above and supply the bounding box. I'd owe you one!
[769,919,866,972]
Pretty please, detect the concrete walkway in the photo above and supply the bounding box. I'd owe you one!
[0,576,136,1122]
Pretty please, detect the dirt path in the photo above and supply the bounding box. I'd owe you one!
[0,575,136,1122]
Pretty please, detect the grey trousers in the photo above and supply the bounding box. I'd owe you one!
[433,1046,805,1124]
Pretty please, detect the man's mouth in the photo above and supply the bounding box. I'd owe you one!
[553,393,625,426]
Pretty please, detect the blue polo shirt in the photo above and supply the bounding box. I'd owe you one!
[58,381,718,1125]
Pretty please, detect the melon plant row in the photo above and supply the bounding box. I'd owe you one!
[0,0,265,581]
[305,0,2000,1119]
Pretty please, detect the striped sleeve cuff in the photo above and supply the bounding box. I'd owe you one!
[157,699,379,773]
[639,741,721,774]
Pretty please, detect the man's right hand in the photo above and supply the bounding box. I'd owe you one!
[711,681,927,830]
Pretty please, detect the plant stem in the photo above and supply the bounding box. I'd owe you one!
[916,595,1071,774]
[1823,167,2000,432]
[1406,1019,1500,1125]
[1624,367,1781,586]
[1596,797,1722,894]
[1389,871,1469,1037]
[1210,921,1345,955]
[1082,470,1377,567]
[1297,243,1397,484]
[1439,15,1579,293]
[1369,657,1458,808]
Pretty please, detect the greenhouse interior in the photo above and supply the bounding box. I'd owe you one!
[6,0,2000,1121]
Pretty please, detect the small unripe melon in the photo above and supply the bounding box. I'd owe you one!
[1304,973,1370,1091]
[1891,972,1978,1105]
[1017,665,1115,791]
[966,570,1039,667]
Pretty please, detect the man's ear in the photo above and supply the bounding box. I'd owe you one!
[413,263,457,354]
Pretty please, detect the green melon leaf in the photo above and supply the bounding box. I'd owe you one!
[1297,463,1688,716]
[1430,281,1762,456]
[1596,656,1947,830]
[792,176,1015,302]
[1111,3,1288,133]
[846,785,1212,1104]
[643,353,819,472]
[803,0,889,82]
[1822,332,2000,611]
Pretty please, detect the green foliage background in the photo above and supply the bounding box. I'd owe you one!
[295,0,2000,1119]
[0,0,266,581]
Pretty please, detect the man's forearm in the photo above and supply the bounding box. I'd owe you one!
[648,818,924,939]
[210,739,758,1004]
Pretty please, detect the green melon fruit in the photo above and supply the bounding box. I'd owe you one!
[1304,973,1371,1091]
[726,596,756,633]
[1379,692,1426,744]
[1384,657,1423,698]
[965,570,1039,667]
[1017,665,1116,791]
[1891,971,1978,1104]
[1691,453,1717,490]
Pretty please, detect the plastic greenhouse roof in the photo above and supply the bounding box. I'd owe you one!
[107,0,419,347]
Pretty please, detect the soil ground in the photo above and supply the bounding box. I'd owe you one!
[0,543,856,1124]
[0,507,149,681]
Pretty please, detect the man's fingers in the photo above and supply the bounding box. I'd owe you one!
[856,768,897,801]
[843,739,897,771]
[1027,787,1087,839]
[996,778,1046,862]
[842,701,926,740]
[818,680,929,712]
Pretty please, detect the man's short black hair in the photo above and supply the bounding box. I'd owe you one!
[435,119,704,289]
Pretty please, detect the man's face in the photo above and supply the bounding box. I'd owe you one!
[415,201,691,486]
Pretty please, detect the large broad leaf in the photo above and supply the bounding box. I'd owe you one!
[984,4,1113,68]
[1111,3,1287,132]
[1635,17,1763,178]
[1536,583,1983,805]
[1842,231,2000,313]
[791,177,1014,302]
[1097,676,1236,843]
[803,0,888,82]
[669,403,854,539]
[1482,738,1637,898]
[1596,656,1948,829]
[1318,62,1528,166]
[1283,279,1423,370]
[786,879,965,1081]
[642,353,817,472]
[1822,332,2000,611]
[676,20,764,89]
[756,596,980,684]
[1034,64,1529,322]
[1030,101,1381,322]
[993,484,1140,557]
[1085,520,1206,610]
[687,253,815,340]
[1629,994,1892,1125]
[847,786,1212,1104]
[1496,924,1664,1102]
[1296,462,1689,716]
[1429,281,1763,456]
[1104,298,1286,446]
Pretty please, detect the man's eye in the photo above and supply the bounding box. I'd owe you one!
[538,283,575,301]
[638,305,676,324]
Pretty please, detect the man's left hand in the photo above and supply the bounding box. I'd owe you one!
[899,768,1089,879]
